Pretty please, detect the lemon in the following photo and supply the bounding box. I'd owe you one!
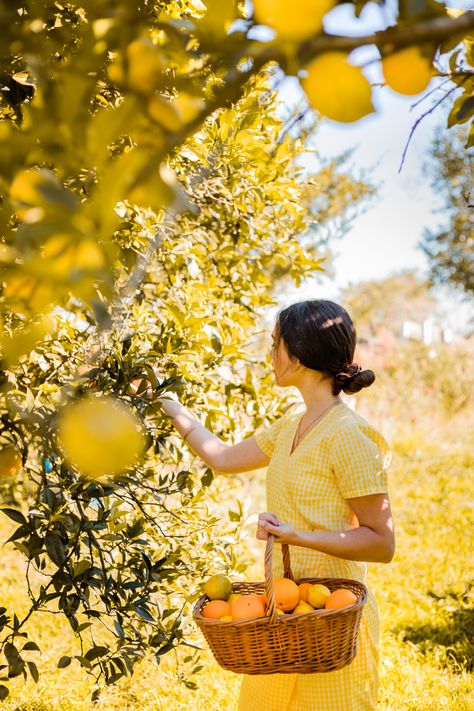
[204,574,232,600]
[253,0,336,41]
[219,615,233,622]
[382,47,433,96]
[307,583,331,609]
[292,600,315,614]
[57,396,146,479]
[302,52,374,123]
[265,607,285,616]
[227,592,242,605]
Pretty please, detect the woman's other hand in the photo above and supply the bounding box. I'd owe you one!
[257,512,297,544]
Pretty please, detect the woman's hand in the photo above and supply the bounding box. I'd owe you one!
[155,392,182,417]
[256,512,297,545]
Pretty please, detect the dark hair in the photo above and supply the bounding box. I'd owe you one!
[275,299,375,395]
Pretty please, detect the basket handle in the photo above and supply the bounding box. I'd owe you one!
[264,534,295,622]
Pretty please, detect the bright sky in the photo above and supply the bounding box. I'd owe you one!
[271,1,472,332]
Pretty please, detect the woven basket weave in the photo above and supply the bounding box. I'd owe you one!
[193,534,367,675]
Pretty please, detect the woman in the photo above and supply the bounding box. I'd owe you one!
[158,299,394,711]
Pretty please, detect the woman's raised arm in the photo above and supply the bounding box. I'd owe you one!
[157,396,269,474]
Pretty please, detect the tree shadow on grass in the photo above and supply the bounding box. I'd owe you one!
[396,583,474,673]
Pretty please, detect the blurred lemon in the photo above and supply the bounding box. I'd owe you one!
[302,52,374,123]
[382,47,433,95]
[253,0,336,41]
[57,397,146,479]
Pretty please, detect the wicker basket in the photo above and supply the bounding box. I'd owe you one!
[193,534,367,675]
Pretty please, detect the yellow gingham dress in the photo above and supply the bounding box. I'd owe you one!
[238,401,391,711]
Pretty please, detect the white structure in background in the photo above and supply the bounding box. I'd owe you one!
[401,318,454,345]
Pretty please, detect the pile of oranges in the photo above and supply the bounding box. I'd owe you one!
[201,574,358,622]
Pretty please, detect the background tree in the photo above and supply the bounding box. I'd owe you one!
[340,270,437,340]
[422,126,474,297]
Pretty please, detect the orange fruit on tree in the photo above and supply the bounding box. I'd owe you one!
[302,52,374,123]
[382,47,433,96]
[202,600,232,619]
[253,0,336,41]
[298,582,312,602]
[128,378,154,398]
[0,446,22,481]
[231,594,265,621]
[272,578,300,612]
[325,588,358,610]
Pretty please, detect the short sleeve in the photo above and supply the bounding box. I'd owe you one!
[330,423,391,499]
[253,415,286,458]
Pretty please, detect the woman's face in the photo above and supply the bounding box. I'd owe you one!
[270,327,299,386]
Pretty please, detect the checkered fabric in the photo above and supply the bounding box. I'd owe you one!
[238,402,391,711]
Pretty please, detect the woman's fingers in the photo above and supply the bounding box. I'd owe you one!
[256,512,280,540]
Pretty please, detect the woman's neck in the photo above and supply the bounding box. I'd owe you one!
[296,372,341,417]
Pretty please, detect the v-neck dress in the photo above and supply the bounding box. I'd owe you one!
[238,402,391,711]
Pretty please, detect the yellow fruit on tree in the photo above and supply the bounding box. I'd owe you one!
[307,583,331,609]
[57,396,146,479]
[382,47,433,96]
[204,574,232,600]
[0,446,22,481]
[253,0,336,41]
[302,52,374,123]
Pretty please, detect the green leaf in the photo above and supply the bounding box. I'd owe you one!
[45,533,67,567]
[27,660,39,683]
[22,641,40,652]
[135,605,155,622]
[0,685,9,700]
[73,560,92,578]
[57,656,71,668]
[84,646,109,662]
[1,508,27,525]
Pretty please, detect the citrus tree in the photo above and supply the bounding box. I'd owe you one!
[1,0,474,701]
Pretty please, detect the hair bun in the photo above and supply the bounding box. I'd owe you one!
[335,364,375,395]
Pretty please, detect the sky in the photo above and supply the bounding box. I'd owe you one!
[268,1,473,333]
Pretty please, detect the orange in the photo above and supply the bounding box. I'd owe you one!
[231,594,265,621]
[325,588,358,610]
[128,378,154,398]
[0,446,22,481]
[272,578,300,612]
[202,600,232,619]
[298,582,312,602]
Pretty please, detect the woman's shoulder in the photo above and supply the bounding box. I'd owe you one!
[330,403,391,463]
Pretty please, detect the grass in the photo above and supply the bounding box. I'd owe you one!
[0,414,473,710]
